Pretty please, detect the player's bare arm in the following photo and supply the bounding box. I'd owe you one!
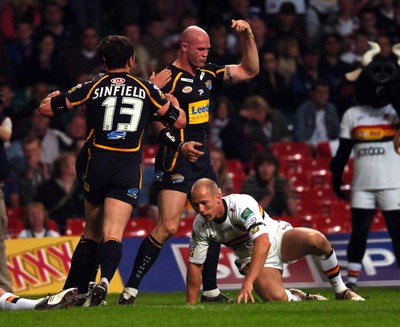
[186,262,203,304]
[223,19,259,85]
[236,234,270,304]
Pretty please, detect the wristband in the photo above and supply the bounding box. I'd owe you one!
[162,102,180,126]
[50,94,69,115]
[158,128,183,151]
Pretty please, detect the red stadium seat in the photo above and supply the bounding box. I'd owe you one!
[310,213,351,234]
[174,218,194,238]
[226,159,246,193]
[371,210,387,231]
[123,218,155,238]
[65,218,85,236]
[6,207,24,237]
[142,144,159,166]
[272,141,312,160]
[6,206,23,223]
[47,219,60,233]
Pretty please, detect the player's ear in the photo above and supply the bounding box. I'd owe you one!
[181,42,189,52]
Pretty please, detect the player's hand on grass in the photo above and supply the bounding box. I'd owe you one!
[180,141,204,163]
[236,282,255,304]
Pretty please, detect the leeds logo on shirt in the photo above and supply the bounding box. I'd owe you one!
[188,99,209,124]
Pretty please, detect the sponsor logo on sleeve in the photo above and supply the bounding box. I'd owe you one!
[240,208,254,221]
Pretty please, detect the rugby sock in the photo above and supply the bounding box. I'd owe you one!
[99,239,123,282]
[313,249,347,294]
[125,234,162,289]
[347,262,362,284]
[202,240,221,292]
[0,292,39,310]
[63,238,100,294]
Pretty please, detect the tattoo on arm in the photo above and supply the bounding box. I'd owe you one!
[226,66,233,85]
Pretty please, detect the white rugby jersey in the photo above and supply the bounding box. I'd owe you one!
[340,104,400,190]
[188,194,280,265]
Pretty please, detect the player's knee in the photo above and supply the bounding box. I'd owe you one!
[309,230,329,253]
[262,289,287,302]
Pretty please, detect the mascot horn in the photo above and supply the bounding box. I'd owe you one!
[346,41,400,110]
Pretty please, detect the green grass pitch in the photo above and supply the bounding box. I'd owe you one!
[1,287,400,327]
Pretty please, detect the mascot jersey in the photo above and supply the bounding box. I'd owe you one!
[340,104,400,190]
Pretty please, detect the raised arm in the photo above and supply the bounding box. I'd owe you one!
[224,19,259,85]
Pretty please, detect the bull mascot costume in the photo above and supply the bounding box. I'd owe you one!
[330,41,400,291]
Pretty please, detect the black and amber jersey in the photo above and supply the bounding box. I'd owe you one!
[66,72,168,152]
[156,63,225,144]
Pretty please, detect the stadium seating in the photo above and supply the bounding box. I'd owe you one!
[142,144,159,166]
[370,210,387,231]
[310,213,351,234]
[272,141,312,160]
[174,218,194,238]
[123,218,155,238]
[226,159,246,193]
[65,218,85,236]
[6,207,24,238]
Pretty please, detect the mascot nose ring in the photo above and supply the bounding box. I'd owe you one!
[367,62,397,84]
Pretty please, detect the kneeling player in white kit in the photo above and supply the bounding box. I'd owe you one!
[186,178,365,304]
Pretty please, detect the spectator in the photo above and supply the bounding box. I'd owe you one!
[340,30,370,69]
[66,112,87,150]
[221,95,284,167]
[248,16,269,54]
[34,152,84,234]
[24,32,66,88]
[266,1,306,52]
[241,151,297,217]
[374,0,396,34]
[289,46,336,109]
[4,21,35,88]
[357,7,380,42]
[209,95,233,150]
[141,16,168,68]
[318,33,354,115]
[33,1,77,57]
[323,0,360,51]
[250,49,292,117]
[294,79,340,149]
[17,202,60,238]
[30,107,73,167]
[0,0,41,43]
[276,35,302,86]
[69,0,101,31]
[14,136,50,207]
[210,147,233,196]
[207,24,238,65]
[305,0,339,48]
[2,172,20,207]
[63,26,102,85]
[387,4,400,44]
[122,23,153,79]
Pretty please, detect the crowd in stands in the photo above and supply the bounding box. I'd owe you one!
[1,0,397,236]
